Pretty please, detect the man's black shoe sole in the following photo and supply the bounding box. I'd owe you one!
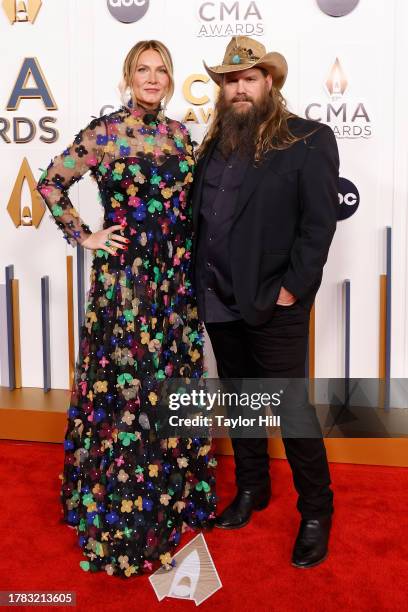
[214,498,270,529]
[291,552,329,569]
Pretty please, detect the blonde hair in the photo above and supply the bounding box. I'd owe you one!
[120,40,174,109]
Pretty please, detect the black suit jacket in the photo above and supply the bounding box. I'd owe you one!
[191,117,340,326]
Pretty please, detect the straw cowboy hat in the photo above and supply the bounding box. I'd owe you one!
[203,36,288,89]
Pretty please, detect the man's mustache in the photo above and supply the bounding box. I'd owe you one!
[231,95,254,104]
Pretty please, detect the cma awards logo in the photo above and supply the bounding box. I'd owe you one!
[305,58,372,139]
[107,0,149,23]
[1,57,58,144]
[196,0,264,37]
[338,177,359,221]
[2,57,58,230]
[182,74,218,124]
[149,534,222,605]
[2,0,41,23]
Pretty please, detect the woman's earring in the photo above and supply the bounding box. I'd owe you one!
[125,87,132,107]
[158,98,166,122]
[118,79,132,107]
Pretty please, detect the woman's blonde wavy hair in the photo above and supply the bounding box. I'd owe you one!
[198,69,317,162]
[119,40,175,110]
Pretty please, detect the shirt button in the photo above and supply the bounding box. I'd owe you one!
[228,164,233,169]
[213,211,217,216]
[207,262,211,267]
[219,187,225,192]
[207,287,212,292]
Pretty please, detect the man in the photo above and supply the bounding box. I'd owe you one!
[191,36,339,569]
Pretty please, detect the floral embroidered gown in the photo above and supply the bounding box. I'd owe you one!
[37,102,216,578]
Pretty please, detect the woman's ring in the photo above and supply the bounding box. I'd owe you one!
[105,240,111,247]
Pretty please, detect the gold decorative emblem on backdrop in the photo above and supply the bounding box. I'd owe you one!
[326,58,348,98]
[2,0,42,24]
[7,157,45,228]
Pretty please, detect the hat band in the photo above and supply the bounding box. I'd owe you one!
[228,54,260,65]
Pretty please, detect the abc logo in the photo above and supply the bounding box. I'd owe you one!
[338,177,359,221]
[316,0,359,17]
[107,0,149,23]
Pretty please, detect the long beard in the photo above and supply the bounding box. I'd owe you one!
[216,88,274,160]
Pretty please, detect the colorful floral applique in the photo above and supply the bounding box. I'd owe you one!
[37,102,215,579]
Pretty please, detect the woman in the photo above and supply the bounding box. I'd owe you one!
[37,40,216,578]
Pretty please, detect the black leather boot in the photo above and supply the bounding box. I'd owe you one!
[215,486,271,529]
[291,516,332,568]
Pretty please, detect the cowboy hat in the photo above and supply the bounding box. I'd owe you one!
[203,36,288,89]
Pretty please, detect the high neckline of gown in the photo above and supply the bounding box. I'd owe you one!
[122,99,164,125]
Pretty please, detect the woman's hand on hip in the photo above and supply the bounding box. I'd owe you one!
[82,225,129,255]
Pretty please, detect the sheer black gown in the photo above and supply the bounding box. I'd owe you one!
[37,102,216,577]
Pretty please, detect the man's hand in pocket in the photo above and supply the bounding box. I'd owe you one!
[276,286,297,306]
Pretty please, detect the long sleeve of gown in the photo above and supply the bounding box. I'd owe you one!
[37,116,108,247]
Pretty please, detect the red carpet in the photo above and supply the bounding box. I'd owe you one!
[0,440,407,611]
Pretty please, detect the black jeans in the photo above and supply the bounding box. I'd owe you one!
[206,303,334,519]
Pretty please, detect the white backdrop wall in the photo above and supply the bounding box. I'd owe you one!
[0,0,407,390]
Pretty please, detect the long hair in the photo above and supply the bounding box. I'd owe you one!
[198,71,316,162]
[119,40,175,110]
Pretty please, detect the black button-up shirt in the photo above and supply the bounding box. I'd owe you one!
[195,146,249,323]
